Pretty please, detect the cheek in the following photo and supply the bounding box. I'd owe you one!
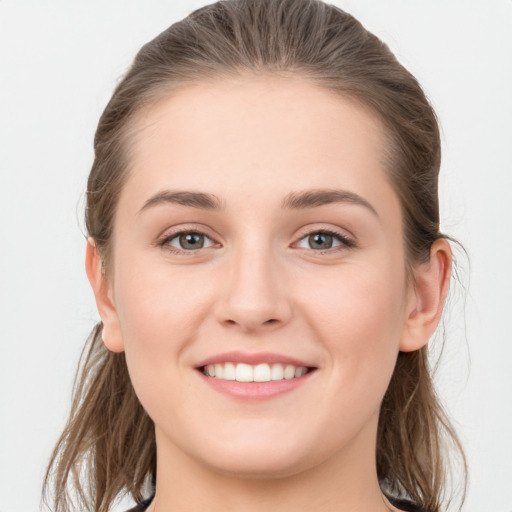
[112,256,216,390]
[112,259,220,430]
[302,262,406,397]
[115,263,214,351]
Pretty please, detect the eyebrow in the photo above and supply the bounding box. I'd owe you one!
[281,188,378,216]
[138,190,225,214]
[138,188,378,216]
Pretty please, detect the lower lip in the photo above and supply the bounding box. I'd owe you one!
[197,370,315,400]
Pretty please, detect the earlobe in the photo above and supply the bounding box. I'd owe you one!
[85,237,125,353]
[399,238,452,352]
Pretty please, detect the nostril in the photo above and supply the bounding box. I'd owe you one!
[221,317,281,331]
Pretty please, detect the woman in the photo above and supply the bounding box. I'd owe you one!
[43,0,466,511]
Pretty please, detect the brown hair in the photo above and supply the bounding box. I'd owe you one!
[43,1,466,510]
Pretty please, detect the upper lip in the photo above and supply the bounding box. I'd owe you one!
[195,351,315,368]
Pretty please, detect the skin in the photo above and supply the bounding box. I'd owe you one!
[86,75,451,512]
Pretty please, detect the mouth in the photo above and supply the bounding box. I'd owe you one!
[199,362,316,382]
[194,352,317,399]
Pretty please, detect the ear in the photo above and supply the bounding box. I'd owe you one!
[399,238,452,352]
[85,237,125,353]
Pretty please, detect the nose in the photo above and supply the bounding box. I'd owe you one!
[214,243,293,333]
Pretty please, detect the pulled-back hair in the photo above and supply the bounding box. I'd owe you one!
[43,1,466,511]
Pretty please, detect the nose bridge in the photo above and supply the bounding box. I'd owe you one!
[216,233,292,332]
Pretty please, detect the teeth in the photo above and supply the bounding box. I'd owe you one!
[284,364,295,379]
[203,362,309,382]
[295,366,307,377]
[271,363,284,380]
[236,363,253,382]
[214,363,224,379]
[254,363,271,382]
[223,362,236,380]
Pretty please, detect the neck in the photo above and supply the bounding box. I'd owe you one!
[149,418,397,512]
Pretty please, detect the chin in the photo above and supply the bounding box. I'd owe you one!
[205,453,310,480]
[196,432,321,480]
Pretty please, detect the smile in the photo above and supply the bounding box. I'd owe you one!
[201,362,311,382]
[195,352,317,399]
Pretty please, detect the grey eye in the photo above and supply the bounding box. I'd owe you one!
[295,231,350,251]
[166,232,214,251]
[179,233,204,250]
[308,233,334,250]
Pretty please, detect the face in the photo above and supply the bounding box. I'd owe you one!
[104,76,415,478]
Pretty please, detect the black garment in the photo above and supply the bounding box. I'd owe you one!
[388,497,431,512]
[125,495,430,512]
[125,496,153,512]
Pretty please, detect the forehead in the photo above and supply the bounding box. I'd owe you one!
[120,75,397,217]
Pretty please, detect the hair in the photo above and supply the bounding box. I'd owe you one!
[43,1,467,511]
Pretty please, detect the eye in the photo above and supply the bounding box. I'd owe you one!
[295,229,354,252]
[160,230,215,253]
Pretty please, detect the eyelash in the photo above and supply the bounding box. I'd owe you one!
[295,228,356,253]
[157,228,355,256]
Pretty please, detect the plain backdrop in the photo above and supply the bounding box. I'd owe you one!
[1,1,511,511]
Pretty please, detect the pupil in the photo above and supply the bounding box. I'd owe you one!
[310,233,332,249]
[180,233,204,250]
